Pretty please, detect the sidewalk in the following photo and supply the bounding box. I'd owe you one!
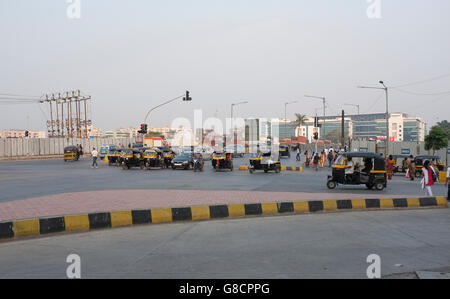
[0,189,418,222]
[0,155,63,162]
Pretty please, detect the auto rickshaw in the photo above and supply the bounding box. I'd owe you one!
[212,150,233,171]
[143,149,164,169]
[106,146,121,166]
[327,152,387,191]
[415,155,444,176]
[64,146,79,162]
[279,145,291,159]
[248,151,281,174]
[158,147,175,168]
[121,148,145,170]
[391,154,409,174]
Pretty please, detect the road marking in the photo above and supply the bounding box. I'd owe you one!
[13,219,40,237]
[191,206,211,221]
[351,199,366,209]
[110,211,133,228]
[261,203,278,215]
[323,200,338,211]
[151,208,173,223]
[228,204,245,217]
[64,215,90,231]
[380,199,394,208]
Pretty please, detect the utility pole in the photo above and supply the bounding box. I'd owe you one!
[358,82,389,157]
[231,101,248,152]
[341,110,345,147]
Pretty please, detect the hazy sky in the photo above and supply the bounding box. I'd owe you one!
[1,0,449,132]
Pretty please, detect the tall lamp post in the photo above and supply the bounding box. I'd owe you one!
[305,95,326,141]
[284,101,298,141]
[231,101,248,153]
[141,91,192,144]
[358,82,389,157]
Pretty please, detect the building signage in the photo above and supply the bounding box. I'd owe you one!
[401,149,411,155]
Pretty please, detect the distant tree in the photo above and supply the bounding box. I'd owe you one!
[437,120,450,136]
[325,128,350,144]
[425,126,448,155]
[294,114,307,127]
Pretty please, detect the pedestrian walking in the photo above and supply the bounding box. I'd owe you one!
[327,150,334,167]
[386,155,395,180]
[421,161,436,196]
[320,151,326,168]
[296,147,301,162]
[313,153,320,171]
[406,155,416,181]
[91,147,99,169]
[446,166,450,202]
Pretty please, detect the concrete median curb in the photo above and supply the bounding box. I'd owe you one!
[0,196,447,242]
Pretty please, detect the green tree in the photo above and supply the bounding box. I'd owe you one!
[425,126,448,154]
[437,120,450,136]
[294,114,307,127]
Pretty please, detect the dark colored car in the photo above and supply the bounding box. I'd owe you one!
[172,152,194,170]
[279,145,290,158]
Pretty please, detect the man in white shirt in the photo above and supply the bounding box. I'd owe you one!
[91,147,99,169]
[446,166,450,201]
[345,157,355,182]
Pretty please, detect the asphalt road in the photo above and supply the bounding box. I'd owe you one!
[0,155,447,203]
[0,208,449,279]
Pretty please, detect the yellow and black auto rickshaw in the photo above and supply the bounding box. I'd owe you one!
[158,147,175,168]
[391,154,409,174]
[143,149,164,169]
[327,152,387,191]
[279,145,291,159]
[106,146,121,166]
[121,148,145,170]
[248,151,281,174]
[212,150,233,171]
[64,146,79,162]
[415,155,444,175]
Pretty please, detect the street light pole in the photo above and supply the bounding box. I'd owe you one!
[344,103,360,116]
[231,101,248,153]
[357,82,389,157]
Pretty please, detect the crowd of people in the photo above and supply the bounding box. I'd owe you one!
[296,148,341,171]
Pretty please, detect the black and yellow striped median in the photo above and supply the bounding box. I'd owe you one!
[0,196,447,241]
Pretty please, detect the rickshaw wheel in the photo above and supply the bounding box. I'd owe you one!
[122,163,128,170]
[249,168,254,174]
[327,180,337,190]
[375,182,384,191]
[275,167,280,174]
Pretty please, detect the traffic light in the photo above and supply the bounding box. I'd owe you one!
[25,130,29,137]
[139,124,148,134]
[314,117,318,128]
[313,132,319,140]
[183,90,192,101]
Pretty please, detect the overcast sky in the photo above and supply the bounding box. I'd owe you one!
[1,0,449,132]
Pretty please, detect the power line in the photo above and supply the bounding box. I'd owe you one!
[392,73,450,88]
[391,87,450,96]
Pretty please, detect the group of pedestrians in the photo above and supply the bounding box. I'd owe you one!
[395,154,448,198]
[298,148,339,171]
